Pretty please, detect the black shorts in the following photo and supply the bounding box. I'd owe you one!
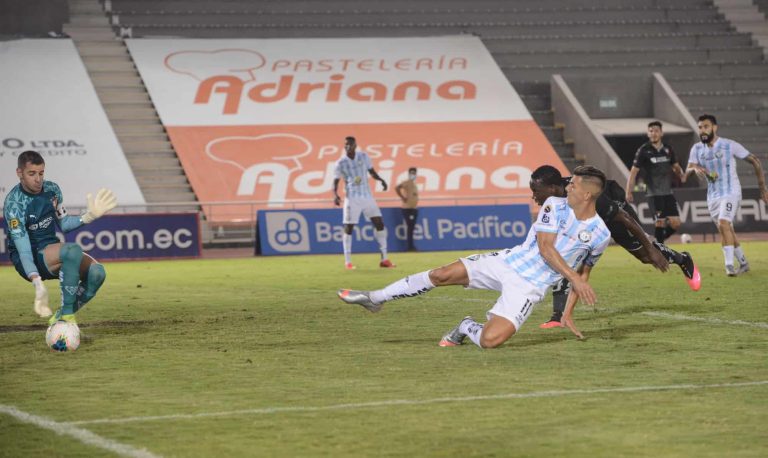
[649,194,680,220]
[607,223,644,253]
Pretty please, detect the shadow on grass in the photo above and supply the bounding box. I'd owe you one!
[0,319,177,334]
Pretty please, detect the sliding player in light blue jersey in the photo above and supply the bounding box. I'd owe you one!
[338,165,612,347]
[3,150,117,324]
[685,114,768,276]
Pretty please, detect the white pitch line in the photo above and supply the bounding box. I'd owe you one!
[0,404,161,458]
[69,380,768,426]
[641,311,768,329]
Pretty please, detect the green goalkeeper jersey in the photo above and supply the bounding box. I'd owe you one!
[3,181,83,277]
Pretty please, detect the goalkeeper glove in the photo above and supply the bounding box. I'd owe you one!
[32,276,52,317]
[81,188,117,224]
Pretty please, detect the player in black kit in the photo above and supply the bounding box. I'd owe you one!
[529,166,701,329]
[626,121,686,243]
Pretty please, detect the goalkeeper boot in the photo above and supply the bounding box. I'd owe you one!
[48,310,77,326]
[439,316,473,347]
[337,289,382,313]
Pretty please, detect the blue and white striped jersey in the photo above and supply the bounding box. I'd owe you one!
[334,151,374,198]
[504,196,611,289]
[688,137,750,199]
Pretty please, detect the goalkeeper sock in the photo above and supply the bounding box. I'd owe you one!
[59,243,83,316]
[460,319,484,348]
[74,263,106,312]
[654,226,665,243]
[370,270,433,304]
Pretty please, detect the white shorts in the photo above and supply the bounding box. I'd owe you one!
[343,196,382,225]
[708,195,741,223]
[460,251,546,331]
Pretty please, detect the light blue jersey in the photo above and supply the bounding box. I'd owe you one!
[334,151,374,198]
[504,196,611,289]
[688,137,750,200]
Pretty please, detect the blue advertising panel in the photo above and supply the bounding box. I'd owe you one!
[1,213,201,263]
[258,205,531,256]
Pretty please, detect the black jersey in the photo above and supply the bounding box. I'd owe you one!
[632,142,677,196]
[595,180,641,237]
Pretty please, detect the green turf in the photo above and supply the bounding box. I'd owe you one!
[1,242,767,457]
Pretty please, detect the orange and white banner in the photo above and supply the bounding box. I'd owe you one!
[127,37,565,220]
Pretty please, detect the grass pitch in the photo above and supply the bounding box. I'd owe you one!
[1,241,767,457]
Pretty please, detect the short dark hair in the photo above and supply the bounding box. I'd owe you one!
[531,165,566,186]
[648,121,662,129]
[17,150,44,169]
[345,136,356,143]
[572,165,606,192]
[698,114,717,125]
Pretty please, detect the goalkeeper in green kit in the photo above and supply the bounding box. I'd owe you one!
[3,150,118,324]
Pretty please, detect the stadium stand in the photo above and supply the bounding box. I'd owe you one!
[0,0,753,227]
[64,0,198,209]
[88,0,768,189]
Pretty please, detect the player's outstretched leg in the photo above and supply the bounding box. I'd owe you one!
[651,242,701,291]
[338,270,434,312]
[679,252,701,291]
[50,243,83,324]
[734,245,750,274]
[540,278,567,329]
[439,316,473,347]
[375,228,395,268]
[74,263,106,312]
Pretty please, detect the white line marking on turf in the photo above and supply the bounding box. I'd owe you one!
[641,311,768,329]
[0,405,160,458]
[69,380,768,426]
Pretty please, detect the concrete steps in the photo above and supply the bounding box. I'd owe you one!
[67,0,198,207]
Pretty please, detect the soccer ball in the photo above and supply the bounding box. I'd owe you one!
[680,233,692,244]
[46,321,80,352]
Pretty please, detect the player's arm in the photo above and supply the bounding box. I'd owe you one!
[685,161,713,182]
[333,178,342,206]
[4,210,49,315]
[537,231,597,306]
[562,264,592,339]
[394,182,407,202]
[367,168,388,192]
[744,154,768,202]
[669,146,686,183]
[625,166,641,203]
[612,207,669,271]
[55,202,85,233]
[672,163,686,183]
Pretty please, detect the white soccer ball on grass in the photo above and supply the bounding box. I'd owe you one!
[680,233,692,244]
[46,321,80,352]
